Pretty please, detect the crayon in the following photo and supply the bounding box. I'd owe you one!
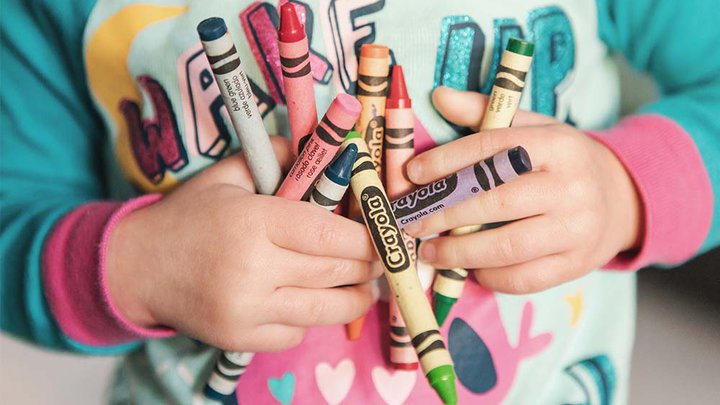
[384,65,418,370]
[198,17,282,196]
[432,225,482,326]
[309,144,358,211]
[198,18,281,400]
[480,38,534,131]
[354,44,390,175]
[275,94,361,201]
[278,3,318,156]
[203,352,254,400]
[432,39,534,324]
[391,147,533,229]
[346,45,390,340]
[347,138,458,405]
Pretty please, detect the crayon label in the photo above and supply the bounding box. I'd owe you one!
[361,186,410,273]
[365,116,385,170]
[392,174,458,218]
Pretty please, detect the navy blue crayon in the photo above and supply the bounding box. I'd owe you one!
[310,144,358,211]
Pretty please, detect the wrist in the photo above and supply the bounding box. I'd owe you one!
[598,141,644,253]
[104,195,164,330]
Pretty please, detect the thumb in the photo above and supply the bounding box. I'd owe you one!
[432,86,555,129]
[192,135,293,192]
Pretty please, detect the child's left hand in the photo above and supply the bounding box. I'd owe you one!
[403,86,643,294]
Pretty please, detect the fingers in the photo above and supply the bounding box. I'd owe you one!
[270,136,296,173]
[277,250,382,289]
[266,200,377,261]
[418,215,572,269]
[194,136,293,192]
[432,86,556,129]
[222,324,307,352]
[473,254,576,294]
[404,172,554,237]
[270,283,376,327]
[406,125,557,185]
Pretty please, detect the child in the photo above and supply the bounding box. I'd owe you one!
[2,0,718,403]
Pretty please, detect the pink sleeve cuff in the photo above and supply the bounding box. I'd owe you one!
[586,114,713,270]
[42,194,176,346]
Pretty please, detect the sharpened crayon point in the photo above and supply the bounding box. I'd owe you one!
[433,293,457,327]
[387,65,411,109]
[360,43,390,58]
[197,17,228,41]
[507,38,535,57]
[508,146,532,175]
[427,365,458,405]
[279,3,305,42]
[326,144,357,186]
[347,317,366,340]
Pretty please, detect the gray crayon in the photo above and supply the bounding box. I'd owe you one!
[199,17,282,195]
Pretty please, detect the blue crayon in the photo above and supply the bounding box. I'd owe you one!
[310,144,358,211]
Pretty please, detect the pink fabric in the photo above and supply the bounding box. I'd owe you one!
[586,114,713,270]
[42,194,175,346]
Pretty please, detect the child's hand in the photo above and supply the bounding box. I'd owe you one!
[403,87,643,294]
[106,137,381,352]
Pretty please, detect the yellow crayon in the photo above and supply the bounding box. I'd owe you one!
[347,138,457,405]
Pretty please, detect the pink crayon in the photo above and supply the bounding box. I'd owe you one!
[279,3,318,156]
[276,94,361,201]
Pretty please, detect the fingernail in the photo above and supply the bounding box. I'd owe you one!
[419,242,436,262]
[403,221,423,236]
[406,160,422,183]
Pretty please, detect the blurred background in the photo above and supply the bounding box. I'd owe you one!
[1,59,719,404]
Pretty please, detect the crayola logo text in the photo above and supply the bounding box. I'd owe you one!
[361,186,410,273]
[391,173,458,217]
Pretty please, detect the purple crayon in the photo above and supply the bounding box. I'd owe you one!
[391,147,532,228]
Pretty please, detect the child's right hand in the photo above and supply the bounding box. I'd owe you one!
[105,137,381,352]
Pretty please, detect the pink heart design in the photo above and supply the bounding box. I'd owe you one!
[371,367,417,405]
[315,359,355,405]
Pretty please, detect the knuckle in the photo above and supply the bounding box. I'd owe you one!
[496,233,518,262]
[306,298,327,325]
[327,259,352,286]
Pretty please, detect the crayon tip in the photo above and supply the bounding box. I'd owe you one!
[279,3,305,43]
[507,38,534,57]
[433,293,458,327]
[345,131,362,140]
[387,65,411,109]
[197,17,228,41]
[360,44,390,59]
[427,365,458,405]
[346,317,366,340]
[326,144,358,186]
[203,384,227,401]
[508,146,532,175]
[393,362,419,371]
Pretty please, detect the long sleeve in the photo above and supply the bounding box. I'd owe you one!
[589,0,719,269]
[1,0,172,354]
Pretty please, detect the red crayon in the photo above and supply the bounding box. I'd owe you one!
[385,65,419,370]
[276,94,361,201]
[279,3,318,156]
